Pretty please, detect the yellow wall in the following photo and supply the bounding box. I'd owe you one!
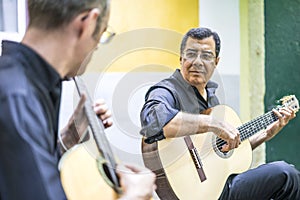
[87,0,199,73]
[109,0,198,33]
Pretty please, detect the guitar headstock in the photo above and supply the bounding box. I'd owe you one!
[279,95,299,113]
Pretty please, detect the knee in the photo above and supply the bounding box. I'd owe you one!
[273,161,298,174]
[271,161,300,183]
[270,161,300,199]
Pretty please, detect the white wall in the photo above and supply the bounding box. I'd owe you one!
[0,0,26,55]
[200,0,240,76]
[200,0,240,113]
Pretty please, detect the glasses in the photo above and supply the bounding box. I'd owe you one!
[183,50,216,62]
[99,26,116,44]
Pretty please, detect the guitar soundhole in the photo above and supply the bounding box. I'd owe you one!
[213,136,233,158]
[103,163,114,183]
[97,161,121,192]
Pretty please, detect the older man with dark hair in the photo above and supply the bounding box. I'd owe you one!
[140,27,300,200]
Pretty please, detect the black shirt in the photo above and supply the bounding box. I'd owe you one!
[0,41,66,199]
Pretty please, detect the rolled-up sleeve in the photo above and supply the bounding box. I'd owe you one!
[140,87,179,144]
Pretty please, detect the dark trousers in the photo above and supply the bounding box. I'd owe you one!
[219,161,300,200]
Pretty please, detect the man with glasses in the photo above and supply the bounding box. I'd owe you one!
[140,27,300,199]
[0,0,155,199]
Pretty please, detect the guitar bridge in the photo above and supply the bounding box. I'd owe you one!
[184,136,207,182]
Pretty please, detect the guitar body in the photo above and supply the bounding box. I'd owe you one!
[59,143,118,200]
[142,105,253,200]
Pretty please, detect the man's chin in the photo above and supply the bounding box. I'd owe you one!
[76,70,85,76]
[190,78,206,87]
[75,65,88,76]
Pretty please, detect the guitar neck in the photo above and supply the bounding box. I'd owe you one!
[238,110,278,141]
[73,76,121,191]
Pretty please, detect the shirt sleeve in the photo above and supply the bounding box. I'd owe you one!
[0,94,66,200]
[140,87,179,143]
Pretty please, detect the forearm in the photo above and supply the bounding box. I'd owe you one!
[249,126,283,150]
[57,124,78,154]
[249,106,296,150]
[249,131,269,150]
[58,122,89,154]
[163,112,218,138]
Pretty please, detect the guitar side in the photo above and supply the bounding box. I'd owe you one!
[142,105,253,200]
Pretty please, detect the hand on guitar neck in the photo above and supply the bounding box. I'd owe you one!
[202,100,297,152]
[249,105,297,150]
[59,94,113,153]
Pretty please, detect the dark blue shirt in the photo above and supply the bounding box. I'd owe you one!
[0,41,66,199]
[140,69,219,144]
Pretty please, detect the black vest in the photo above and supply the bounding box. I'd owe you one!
[145,69,220,114]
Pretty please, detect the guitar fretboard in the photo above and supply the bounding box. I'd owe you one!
[238,110,278,141]
[73,76,121,192]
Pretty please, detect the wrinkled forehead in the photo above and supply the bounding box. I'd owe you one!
[185,36,216,53]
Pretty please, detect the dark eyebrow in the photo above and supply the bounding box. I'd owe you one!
[186,49,215,56]
[201,50,215,55]
[185,48,198,52]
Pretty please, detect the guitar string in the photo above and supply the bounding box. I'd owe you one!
[216,111,277,148]
[199,110,278,155]
[197,111,272,150]
[197,99,298,156]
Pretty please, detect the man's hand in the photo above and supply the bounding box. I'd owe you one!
[59,94,112,153]
[117,164,156,200]
[94,98,113,128]
[265,106,296,141]
[211,120,241,152]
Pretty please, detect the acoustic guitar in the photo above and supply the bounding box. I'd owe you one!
[142,95,299,200]
[59,76,121,200]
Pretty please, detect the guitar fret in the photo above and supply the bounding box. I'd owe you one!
[238,110,278,141]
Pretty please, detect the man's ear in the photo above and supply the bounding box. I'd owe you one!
[75,8,100,39]
[215,56,220,66]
